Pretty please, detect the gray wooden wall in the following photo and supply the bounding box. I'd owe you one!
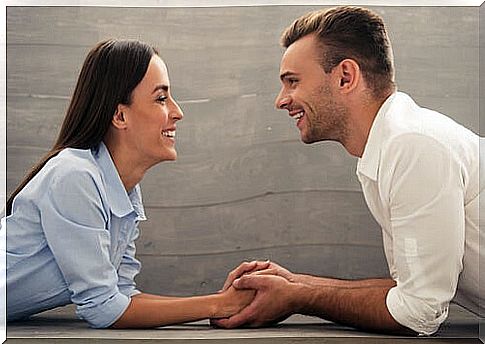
[6,6,479,296]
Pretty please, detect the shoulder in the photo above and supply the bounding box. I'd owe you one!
[36,148,108,204]
[384,92,476,146]
[38,148,110,220]
[46,148,103,185]
[380,93,478,163]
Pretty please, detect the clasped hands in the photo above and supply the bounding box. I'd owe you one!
[211,260,302,328]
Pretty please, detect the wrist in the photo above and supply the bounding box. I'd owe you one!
[207,293,223,318]
[291,273,306,284]
[290,281,319,315]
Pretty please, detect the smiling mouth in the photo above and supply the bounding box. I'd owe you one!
[291,111,304,120]
[162,130,176,138]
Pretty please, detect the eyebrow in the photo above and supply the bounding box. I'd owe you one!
[280,71,298,82]
[152,84,169,94]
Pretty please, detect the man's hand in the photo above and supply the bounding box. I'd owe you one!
[212,273,302,328]
[212,261,410,334]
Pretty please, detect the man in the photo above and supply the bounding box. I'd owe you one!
[213,6,483,335]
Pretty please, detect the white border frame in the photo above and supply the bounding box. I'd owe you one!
[1,1,484,344]
[3,0,485,6]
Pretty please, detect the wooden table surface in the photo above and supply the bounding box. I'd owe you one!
[6,303,483,343]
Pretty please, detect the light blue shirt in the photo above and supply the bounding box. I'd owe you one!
[4,142,146,328]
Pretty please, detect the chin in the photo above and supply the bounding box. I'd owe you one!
[158,149,177,162]
[300,134,309,144]
[164,153,177,161]
[300,132,314,144]
[301,128,326,145]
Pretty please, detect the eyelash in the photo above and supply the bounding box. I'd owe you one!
[156,95,168,103]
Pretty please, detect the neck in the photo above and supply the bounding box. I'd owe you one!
[342,91,392,158]
[103,135,151,192]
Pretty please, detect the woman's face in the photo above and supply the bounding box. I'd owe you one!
[122,55,183,165]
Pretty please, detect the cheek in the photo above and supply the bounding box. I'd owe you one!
[295,89,313,105]
[158,110,170,126]
[146,110,169,133]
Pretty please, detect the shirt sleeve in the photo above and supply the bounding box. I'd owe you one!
[39,166,131,328]
[382,134,465,335]
[117,225,142,297]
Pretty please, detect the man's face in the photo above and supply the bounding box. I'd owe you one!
[275,34,348,144]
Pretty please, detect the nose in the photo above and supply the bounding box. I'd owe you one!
[170,99,184,121]
[274,88,290,110]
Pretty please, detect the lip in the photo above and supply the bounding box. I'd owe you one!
[288,109,304,118]
[161,127,177,142]
[288,109,305,130]
[296,115,304,130]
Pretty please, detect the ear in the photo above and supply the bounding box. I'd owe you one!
[112,104,128,130]
[336,59,360,94]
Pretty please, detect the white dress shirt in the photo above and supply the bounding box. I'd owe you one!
[356,92,484,335]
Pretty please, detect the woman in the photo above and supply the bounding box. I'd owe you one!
[4,39,261,329]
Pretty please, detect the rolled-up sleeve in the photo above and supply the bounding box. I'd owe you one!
[39,167,131,328]
[117,226,142,297]
[383,134,465,335]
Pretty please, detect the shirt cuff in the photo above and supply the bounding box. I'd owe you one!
[76,291,131,328]
[128,289,142,298]
[386,286,449,335]
[118,284,141,298]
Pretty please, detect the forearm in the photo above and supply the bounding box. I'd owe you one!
[295,274,396,289]
[112,293,221,328]
[292,277,414,334]
[131,292,178,300]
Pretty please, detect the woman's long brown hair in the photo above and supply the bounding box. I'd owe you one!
[6,39,158,216]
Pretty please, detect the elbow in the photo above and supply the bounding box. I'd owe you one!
[75,292,132,329]
[383,317,418,336]
[386,287,449,336]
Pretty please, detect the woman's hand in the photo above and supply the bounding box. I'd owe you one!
[214,286,255,318]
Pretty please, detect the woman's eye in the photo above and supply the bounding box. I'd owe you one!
[157,95,167,103]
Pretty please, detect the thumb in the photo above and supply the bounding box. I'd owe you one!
[233,274,267,290]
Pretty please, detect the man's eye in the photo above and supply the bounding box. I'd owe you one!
[288,79,298,85]
[157,96,167,103]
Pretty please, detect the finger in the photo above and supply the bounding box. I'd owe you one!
[211,317,230,328]
[210,318,225,328]
[267,260,279,269]
[221,261,254,291]
[252,260,271,272]
[212,299,260,329]
[221,260,269,291]
[249,268,278,276]
[233,274,268,290]
[221,261,253,291]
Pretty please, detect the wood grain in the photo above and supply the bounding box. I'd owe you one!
[6,6,480,292]
[136,245,388,296]
[137,190,381,255]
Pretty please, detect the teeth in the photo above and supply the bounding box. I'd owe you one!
[162,130,175,138]
[291,111,304,120]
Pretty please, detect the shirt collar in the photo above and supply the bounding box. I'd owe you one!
[128,184,147,221]
[356,92,397,181]
[94,142,145,220]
